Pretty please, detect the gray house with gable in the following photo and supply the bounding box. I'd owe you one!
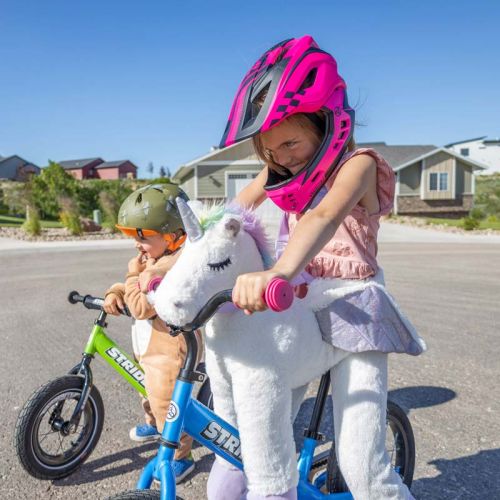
[173,140,487,218]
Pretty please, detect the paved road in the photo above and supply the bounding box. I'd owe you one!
[1,230,499,499]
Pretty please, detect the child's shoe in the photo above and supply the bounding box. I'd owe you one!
[129,423,161,443]
[172,455,195,484]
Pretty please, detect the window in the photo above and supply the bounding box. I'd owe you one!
[429,172,448,191]
[460,148,469,156]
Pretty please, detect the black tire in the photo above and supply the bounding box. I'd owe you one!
[108,491,182,499]
[15,375,104,480]
[326,400,415,493]
[107,492,160,500]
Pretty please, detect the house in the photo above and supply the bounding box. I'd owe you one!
[0,155,41,181]
[93,160,137,179]
[445,136,500,175]
[59,158,104,179]
[58,158,137,179]
[174,140,488,218]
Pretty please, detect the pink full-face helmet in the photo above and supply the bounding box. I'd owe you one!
[219,35,355,214]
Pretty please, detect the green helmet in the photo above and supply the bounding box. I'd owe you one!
[116,183,189,237]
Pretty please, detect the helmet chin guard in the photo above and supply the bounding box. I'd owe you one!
[220,35,355,214]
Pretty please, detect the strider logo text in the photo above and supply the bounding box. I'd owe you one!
[105,347,145,388]
[200,421,242,461]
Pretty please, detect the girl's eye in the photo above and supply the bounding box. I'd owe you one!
[208,257,231,272]
[285,141,297,148]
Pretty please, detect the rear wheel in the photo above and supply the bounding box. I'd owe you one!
[15,375,104,479]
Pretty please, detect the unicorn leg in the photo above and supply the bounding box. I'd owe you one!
[331,351,414,500]
[232,369,297,497]
[205,349,247,500]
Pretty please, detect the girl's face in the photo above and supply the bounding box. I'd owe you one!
[260,118,321,175]
[134,233,168,260]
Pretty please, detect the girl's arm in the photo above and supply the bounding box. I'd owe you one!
[233,154,378,312]
[234,167,268,209]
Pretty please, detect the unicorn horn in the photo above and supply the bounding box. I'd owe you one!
[176,197,204,241]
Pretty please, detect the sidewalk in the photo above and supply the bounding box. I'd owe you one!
[1,222,500,252]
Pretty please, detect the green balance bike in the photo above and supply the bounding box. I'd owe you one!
[14,290,211,480]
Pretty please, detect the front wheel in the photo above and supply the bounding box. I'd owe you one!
[326,400,415,492]
[15,375,104,479]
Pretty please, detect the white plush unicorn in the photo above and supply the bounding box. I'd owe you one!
[152,200,340,496]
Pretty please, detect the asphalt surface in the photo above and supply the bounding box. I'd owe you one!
[1,226,499,499]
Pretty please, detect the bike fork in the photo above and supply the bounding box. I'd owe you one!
[66,354,94,430]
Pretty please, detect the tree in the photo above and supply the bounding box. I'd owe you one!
[31,161,79,219]
[147,162,154,178]
[159,166,166,178]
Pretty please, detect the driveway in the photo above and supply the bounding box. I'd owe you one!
[1,223,499,499]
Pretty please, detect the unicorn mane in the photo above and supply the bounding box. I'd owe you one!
[197,202,275,270]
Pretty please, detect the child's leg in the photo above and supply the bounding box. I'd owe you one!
[140,330,193,459]
[330,351,415,500]
[140,396,156,427]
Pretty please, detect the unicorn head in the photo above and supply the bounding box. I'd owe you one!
[153,199,274,326]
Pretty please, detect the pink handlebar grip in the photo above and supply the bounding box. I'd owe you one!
[264,278,294,312]
[147,277,163,293]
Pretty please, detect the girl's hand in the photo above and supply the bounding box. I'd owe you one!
[103,293,125,316]
[128,254,147,274]
[233,270,284,315]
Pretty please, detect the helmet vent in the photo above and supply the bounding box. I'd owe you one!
[136,193,142,204]
[299,68,317,92]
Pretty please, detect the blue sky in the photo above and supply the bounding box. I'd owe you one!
[1,0,499,178]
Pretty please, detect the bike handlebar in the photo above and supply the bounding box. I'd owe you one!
[68,291,131,317]
[167,278,294,334]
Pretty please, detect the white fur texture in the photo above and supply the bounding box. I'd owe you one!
[153,211,338,495]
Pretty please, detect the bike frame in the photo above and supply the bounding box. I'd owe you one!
[82,318,146,397]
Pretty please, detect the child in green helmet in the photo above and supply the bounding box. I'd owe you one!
[103,183,202,483]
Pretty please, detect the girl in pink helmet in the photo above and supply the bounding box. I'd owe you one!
[209,36,424,499]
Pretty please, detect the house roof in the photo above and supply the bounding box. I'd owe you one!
[95,160,137,169]
[0,154,39,168]
[173,142,244,180]
[357,142,437,168]
[444,136,487,147]
[58,158,104,169]
[392,147,487,171]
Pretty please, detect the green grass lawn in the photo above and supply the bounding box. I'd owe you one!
[0,214,63,228]
[424,217,500,231]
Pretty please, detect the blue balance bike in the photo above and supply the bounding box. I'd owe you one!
[110,282,415,499]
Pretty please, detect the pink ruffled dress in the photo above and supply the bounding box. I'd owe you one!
[276,148,425,355]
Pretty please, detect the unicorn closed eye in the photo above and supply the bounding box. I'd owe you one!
[152,199,339,497]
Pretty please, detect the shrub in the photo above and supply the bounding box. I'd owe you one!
[462,217,480,231]
[22,205,41,236]
[99,190,120,231]
[486,214,498,223]
[469,207,485,220]
[59,196,82,235]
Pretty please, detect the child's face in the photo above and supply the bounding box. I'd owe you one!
[260,118,320,175]
[134,234,168,260]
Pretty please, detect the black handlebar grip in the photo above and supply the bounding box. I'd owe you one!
[68,291,84,304]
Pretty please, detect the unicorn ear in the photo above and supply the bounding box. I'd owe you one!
[224,218,240,237]
[176,196,204,242]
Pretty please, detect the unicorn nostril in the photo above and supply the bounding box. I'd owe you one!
[173,301,183,309]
